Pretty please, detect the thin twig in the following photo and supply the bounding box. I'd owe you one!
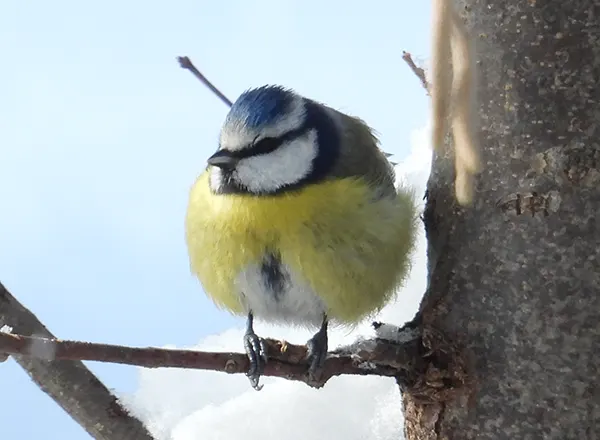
[402,51,430,93]
[177,56,233,107]
[0,331,423,389]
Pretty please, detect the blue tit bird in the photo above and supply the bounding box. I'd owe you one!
[185,85,418,389]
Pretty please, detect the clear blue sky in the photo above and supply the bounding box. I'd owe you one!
[0,1,431,438]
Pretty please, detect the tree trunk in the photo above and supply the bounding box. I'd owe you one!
[404,0,600,438]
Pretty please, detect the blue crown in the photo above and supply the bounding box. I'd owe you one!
[226,85,296,129]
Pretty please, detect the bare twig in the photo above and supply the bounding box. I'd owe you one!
[402,51,430,93]
[0,330,424,389]
[0,282,155,440]
[177,56,233,107]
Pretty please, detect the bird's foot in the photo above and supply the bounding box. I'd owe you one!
[244,323,268,391]
[279,339,289,353]
[306,321,328,383]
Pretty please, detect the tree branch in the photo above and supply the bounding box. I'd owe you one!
[178,53,431,108]
[177,56,233,107]
[402,51,430,93]
[0,328,426,389]
[0,282,155,440]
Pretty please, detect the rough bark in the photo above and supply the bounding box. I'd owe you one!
[0,282,155,440]
[404,0,600,439]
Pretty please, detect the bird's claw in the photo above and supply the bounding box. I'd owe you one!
[306,328,328,383]
[244,330,268,391]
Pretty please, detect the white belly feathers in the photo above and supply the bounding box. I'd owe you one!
[233,252,326,328]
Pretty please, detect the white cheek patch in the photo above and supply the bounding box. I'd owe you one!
[209,166,223,192]
[219,95,306,151]
[234,129,318,193]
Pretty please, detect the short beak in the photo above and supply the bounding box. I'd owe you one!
[207,149,239,169]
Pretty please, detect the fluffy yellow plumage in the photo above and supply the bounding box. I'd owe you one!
[185,170,417,325]
[184,84,419,389]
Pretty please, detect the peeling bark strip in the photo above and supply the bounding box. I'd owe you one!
[0,282,155,440]
[405,0,600,439]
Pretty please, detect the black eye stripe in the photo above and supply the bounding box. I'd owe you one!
[250,137,282,155]
[227,124,310,159]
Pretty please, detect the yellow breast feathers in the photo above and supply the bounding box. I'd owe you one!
[185,170,417,325]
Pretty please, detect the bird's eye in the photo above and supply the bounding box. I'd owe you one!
[251,137,281,156]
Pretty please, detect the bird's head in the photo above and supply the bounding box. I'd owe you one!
[208,85,340,195]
